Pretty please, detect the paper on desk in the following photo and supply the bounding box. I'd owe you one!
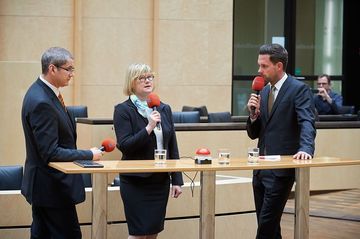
[259,155,281,161]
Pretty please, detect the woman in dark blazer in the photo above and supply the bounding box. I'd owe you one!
[113,63,183,239]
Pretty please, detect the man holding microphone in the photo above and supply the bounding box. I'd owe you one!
[247,43,316,239]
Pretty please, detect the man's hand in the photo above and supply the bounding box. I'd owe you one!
[91,147,103,161]
[171,185,182,198]
[317,88,332,104]
[293,151,312,160]
[247,93,261,119]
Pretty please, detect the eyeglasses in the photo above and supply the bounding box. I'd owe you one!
[317,82,328,86]
[57,66,75,73]
[137,74,154,83]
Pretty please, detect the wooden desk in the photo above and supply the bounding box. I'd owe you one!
[49,156,360,239]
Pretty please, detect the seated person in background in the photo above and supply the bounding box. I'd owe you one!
[314,74,343,114]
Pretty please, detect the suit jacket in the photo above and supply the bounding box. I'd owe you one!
[314,91,343,114]
[247,75,316,177]
[113,98,183,185]
[21,78,93,207]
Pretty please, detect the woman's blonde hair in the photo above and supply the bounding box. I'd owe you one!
[123,63,154,96]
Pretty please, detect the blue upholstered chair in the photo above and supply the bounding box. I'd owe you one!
[0,165,23,190]
[182,105,208,117]
[207,112,232,123]
[66,105,88,119]
[172,111,200,123]
[337,105,355,115]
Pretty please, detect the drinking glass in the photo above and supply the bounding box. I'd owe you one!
[154,149,167,165]
[247,147,259,164]
[218,148,230,165]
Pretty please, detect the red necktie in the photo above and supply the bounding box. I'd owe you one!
[58,93,67,111]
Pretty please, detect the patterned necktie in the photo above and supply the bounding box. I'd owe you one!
[58,93,67,111]
[268,85,275,113]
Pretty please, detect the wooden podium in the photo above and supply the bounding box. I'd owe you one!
[49,156,360,239]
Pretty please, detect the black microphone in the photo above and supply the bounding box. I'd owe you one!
[250,76,265,115]
[147,93,161,130]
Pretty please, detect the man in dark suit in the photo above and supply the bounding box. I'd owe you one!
[21,47,103,239]
[246,44,316,239]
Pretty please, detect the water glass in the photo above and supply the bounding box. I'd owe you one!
[247,147,259,164]
[218,148,230,165]
[154,149,167,165]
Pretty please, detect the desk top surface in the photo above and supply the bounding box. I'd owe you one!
[76,118,360,130]
[49,156,360,174]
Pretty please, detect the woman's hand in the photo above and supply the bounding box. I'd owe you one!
[146,110,161,134]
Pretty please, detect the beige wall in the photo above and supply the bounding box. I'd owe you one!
[0,0,233,166]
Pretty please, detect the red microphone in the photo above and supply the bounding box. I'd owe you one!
[147,93,161,129]
[100,138,116,152]
[252,76,265,93]
[251,76,265,114]
[147,93,160,109]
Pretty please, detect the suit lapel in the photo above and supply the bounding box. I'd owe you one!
[263,85,271,119]
[264,76,292,122]
[36,79,76,137]
[271,77,291,114]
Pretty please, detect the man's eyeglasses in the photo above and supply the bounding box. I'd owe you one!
[57,66,75,73]
[317,82,328,86]
[137,74,154,83]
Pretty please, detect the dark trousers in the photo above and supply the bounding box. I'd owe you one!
[30,205,82,239]
[253,170,295,239]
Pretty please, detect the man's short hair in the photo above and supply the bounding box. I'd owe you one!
[259,44,288,70]
[41,47,73,74]
[318,74,331,84]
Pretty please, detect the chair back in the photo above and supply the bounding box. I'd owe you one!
[172,111,200,123]
[66,105,88,119]
[182,105,208,117]
[208,112,232,123]
[0,165,23,190]
[338,105,355,115]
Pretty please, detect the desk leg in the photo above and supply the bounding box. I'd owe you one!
[91,173,108,239]
[200,171,216,239]
[294,168,310,239]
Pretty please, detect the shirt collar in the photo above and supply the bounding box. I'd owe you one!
[39,75,60,97]
[273,73,288,91]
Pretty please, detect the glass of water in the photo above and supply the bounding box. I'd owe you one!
[154,149,167,165]
[218,148,230,165]
[247,147,259,164]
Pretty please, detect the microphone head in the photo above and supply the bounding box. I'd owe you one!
[147,93,160,108]
[101,138,116,152]
[252,76,265,91]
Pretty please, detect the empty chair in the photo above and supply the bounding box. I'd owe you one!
[181,105,197,112]
[208,112,232,123]
[197,105,209,117]
[172,111,200,123]
[66,105,88,119]
[337,105,355,115]
[182,105,208,117]
[0,165,23,190]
